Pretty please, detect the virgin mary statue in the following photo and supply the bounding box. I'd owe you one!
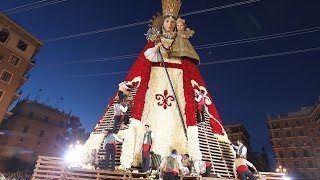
[109,0,228,168]
[81,0,228,169]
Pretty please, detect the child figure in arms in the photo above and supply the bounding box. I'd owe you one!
[176,18,194,38]
[171,18,199,61]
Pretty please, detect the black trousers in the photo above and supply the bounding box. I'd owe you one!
[163,172,177,180]
[142,151,151,172]
[118,91,128,102]
[113,115,121,132]
[105,144,115,170]
[196,106,205,123]
[238,170,256,180]
[202,166,212,177]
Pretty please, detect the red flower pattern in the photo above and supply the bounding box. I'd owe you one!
[155,90,175,109]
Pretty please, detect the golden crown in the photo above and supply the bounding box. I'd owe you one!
[162,0,181,17]
[148,0,182,32]
[176,18,186,25]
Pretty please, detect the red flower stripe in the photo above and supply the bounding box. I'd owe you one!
[181,60,224,135]
[124,42,154,120]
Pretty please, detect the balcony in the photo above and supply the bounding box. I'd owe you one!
[25,59,36,71]
[12,90,22,102]
[20,74,29,84]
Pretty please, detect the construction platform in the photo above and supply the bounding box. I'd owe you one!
[32,156,285,180]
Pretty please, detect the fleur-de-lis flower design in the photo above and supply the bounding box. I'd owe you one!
[155,90,175,109]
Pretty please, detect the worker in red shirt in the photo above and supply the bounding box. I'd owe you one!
[233,156,257,180]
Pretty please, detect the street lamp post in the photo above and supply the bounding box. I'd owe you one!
[276,165,287,173]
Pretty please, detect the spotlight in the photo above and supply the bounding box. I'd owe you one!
[64,142,84,167]
[282,176,291,180]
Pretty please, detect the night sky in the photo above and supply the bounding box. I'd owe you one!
[2,0,320,167]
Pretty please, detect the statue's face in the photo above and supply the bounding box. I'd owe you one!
[177,22,185,31]
[163,17,176,32]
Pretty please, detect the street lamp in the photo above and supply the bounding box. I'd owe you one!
[276,165,287,173]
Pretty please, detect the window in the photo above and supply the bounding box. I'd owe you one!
[298,129,305,136]
[312,138,318,144]
[286,130,292,137]
[0,90,4,101]
[295,120,302,126]
[291,150,297,158]
[37,142,40,145]
[8,54,21,66]
[278,151,284,158]
[23,126,29,133]
[0,28,10,43]
[294,161,300,168]
[274,132,280,138]
[284,122,289,128]
[303,150,310,157]
[271,122,279,129]
[230,127,239,133]
[288,140,294,146]
[0,70,13,83]
[20,138,24,142]
[309,128,315,134]
[39,130,44,137]
[17,40,28,51]
[307,160,314,168]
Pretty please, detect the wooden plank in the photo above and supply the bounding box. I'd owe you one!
[38,155,64,160]
[35,165,65,170]
[179,176,201,180]
[66,177,96,180]
[34,169,63,174]
[258,172,284,176]
[32,174,62,178]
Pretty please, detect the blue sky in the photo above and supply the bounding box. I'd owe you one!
[2,0,320,166]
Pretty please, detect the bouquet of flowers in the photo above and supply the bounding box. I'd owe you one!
[148,169,160,180]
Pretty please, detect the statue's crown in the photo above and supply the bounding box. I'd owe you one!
[162,0,181,18]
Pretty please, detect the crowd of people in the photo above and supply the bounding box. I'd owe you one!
[0,172,31,180]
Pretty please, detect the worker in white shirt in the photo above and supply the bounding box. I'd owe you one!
[103,129,123,170]
[118,81,132,102]
[112,100,129,132]
[232,140,247,159]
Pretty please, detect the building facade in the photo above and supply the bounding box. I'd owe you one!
[225,123,270,171]
[268,98,320,179]
[0,13,43,123]
[0,99,71,164]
